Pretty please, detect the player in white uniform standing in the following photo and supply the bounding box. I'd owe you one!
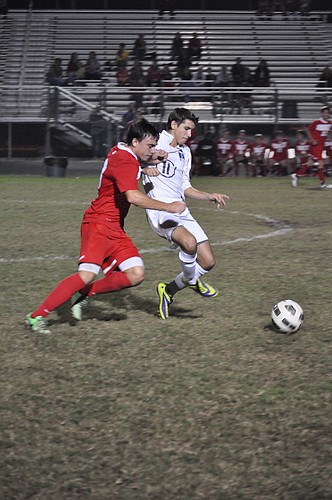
[142,108,229,319]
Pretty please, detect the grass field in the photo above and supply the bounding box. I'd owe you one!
[1,174,331,499]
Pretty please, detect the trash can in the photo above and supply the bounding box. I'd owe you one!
[44,156,68,177]
[282,100,298,118]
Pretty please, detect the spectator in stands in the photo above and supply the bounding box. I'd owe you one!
[0,0,8,18]
[170,32,184,60]
[66,52,83,85]
[132,34,146,61]
[85,51,102,80]
[178,66,194,102]
[269,0,287,17]
[215,65,231,87]
[160,64,173,86]
[89,105,106,158]
[205,67,216,87]
[116,66,129,86]
[299,0,311,17]
[129,60,145,86]
[317,66,332,89]
[115,43,129,68]
[254,59,270,87]
[177,65,192,81]
[256,0,269,18]
[192,66,206,88]
[188,32,202,61]
[122,103,136,129]
[46,57,66,86]
[231,57,245,86]
[146,60,162,87]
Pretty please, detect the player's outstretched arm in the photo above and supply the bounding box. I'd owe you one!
[184,186,229,209]
[126,189,186,213]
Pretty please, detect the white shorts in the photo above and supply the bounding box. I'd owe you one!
[146,208,208,245]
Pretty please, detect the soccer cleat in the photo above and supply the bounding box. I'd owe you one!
[291,173,298,187]
[71,292,89,321]
[25,314,51,334]
[189,278,219,298]
[320,183,332,189]
[157,282,173,320]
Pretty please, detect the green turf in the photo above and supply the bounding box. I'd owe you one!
[1,175,331,499]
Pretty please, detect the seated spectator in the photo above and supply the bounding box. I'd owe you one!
[192,66,206,88]
[232,57,245,86]
[122,103,136,128]
[115,43,129,68]
[130,76,146,110]
[159,0,175,19]
[46,57,66,85]
[317,66,332,89]
[132,34,146,61]
[170,31,184,60]
[129,60,145,86]
[85,51,102,80]
[160,64,173,86]
[256,0,269,18]
[177,65,192,81]
[215,65,231,87]
[0,0,8,18]
[254,59,270,87]
[205,67,216,87]
[66,52,83,84]
[188,32,202,61]
[116,66,129,86]
[178,66,194,102]
[146,61,162,87]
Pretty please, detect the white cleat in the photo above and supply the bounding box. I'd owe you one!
[71,292,89,321]
[320,183,332,189]
[291,173,298,187]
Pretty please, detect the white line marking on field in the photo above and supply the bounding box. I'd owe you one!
[0,208,293,264]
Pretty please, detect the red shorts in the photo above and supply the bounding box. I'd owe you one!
[311,144,324,161]
[79,221,140,274]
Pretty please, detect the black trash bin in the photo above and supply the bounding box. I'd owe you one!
[44,156,68,177]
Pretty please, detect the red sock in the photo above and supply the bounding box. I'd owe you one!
[317,169,325,183]
[32,273,86,318]
[81,271,132,297]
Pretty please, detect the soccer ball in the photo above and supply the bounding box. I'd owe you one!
[271,300,304,334]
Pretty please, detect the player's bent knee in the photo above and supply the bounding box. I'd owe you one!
[78,270,97,285]
[124,266,145,286]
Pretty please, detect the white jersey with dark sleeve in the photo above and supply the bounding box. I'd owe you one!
[142,129,192,205]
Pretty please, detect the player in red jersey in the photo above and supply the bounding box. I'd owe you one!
[304,106,332,188]
[216,129,234,176]
[250,133,268,177]
[25,119,186,334]
[269,130,290,176]
[231,129,250,176]
[290,129,314,187]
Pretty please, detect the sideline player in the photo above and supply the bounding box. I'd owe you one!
[302,105,332,188]
[250,133,268,177]
[269,129,290,176]
[25,119,186,333]
[290,129,314,187]
[142,107,229,319]
[232,129,250,176]
[216,129,234,176]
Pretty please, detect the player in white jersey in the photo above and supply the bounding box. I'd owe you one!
[142,108,229,319]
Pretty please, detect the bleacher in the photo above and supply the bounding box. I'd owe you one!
[0,9,331,126]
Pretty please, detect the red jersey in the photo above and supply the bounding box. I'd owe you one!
[83,143,140,230]
[307,119,332,145]
[324,138,332,159]
[250,141,267,160]
[232,139,249,158]
[270,138,289,161]
[217,139,233,159]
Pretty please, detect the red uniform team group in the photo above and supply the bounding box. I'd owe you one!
[191,106,332,188]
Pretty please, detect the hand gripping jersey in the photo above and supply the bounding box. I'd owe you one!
[270,138,290,161]
[83,143,141,230]
[217,138,233,159]
[307,119,332,145]
[143,129,192,206]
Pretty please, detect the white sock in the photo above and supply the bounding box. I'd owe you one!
[193,262,208,282]
[179,250,197,285]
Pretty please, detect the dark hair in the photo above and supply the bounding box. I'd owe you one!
[127,118,159,145]
[167,107,199,129]
[321,105,330,113]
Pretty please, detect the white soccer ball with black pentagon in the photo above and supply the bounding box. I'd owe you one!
[271,300,304,333]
